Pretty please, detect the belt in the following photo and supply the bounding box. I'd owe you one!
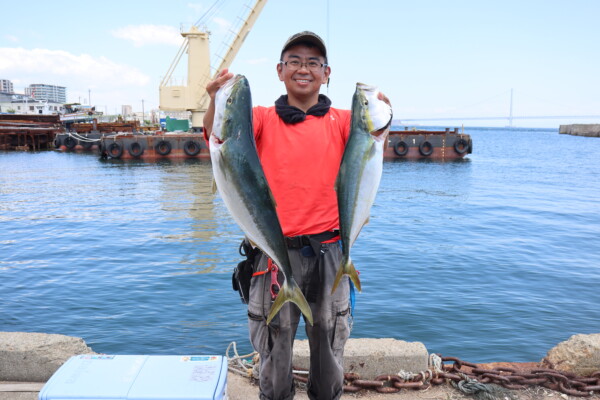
[285,230,340,249]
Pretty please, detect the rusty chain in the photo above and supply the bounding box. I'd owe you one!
[291,355,600,397]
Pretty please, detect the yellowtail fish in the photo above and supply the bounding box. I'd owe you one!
[209,74,313,325]
[332,82,392,294]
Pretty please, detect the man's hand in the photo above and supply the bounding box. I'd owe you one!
[377,91,391,107]
[206,69,234,100]
[203,69,235,137]
[373,91,392,138]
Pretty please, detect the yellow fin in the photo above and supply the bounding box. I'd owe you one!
[331,256,362,294]
[267,280,313,326]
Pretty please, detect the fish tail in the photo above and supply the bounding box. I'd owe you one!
[331,256,362,294]
[266,279,313,326]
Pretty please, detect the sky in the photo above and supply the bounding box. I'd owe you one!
[1,0,599,128]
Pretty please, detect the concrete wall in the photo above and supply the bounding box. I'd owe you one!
[559,124,600,137]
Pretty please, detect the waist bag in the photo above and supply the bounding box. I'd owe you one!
[232,238,261,304]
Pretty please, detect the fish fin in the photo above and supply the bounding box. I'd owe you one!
[266,279,313,326]
[211,178,217,194]
[331,256,362,294]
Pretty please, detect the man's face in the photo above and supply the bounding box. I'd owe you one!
[277,45,330,101]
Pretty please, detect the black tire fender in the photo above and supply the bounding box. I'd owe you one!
[155,140,172,156]
[64,136,77,150]
[393,140,409,156]
[419,140,433,156]
[107,142,123,158]
[128,142,144,157]
[183,140,201,156]
[454,138,469,154]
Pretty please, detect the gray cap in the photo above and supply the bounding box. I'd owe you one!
[281,31,327,59]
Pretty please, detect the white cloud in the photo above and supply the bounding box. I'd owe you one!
[111,25,183,47]
[0,47,153,109]
[0,48,149,87]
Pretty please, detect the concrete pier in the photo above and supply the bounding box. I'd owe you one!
[2,332,600,400]
[559,124,600,137]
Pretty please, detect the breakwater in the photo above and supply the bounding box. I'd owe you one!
[559,124,600,137]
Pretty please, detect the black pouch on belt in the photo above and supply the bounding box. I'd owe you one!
[232,238,260,304]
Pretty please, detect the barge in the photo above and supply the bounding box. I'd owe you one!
[54,120,156,152]
[99,133,209,160]
[386,127,472,160]
[99,127,472,161]
[0,114,63,151]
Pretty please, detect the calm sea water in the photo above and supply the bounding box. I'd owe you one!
[1,127,599,363]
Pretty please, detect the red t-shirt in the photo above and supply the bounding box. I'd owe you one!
[253,106,351,237]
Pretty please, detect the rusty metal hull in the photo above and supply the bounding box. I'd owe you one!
[385,129,472,160]
[100,134,209,160]
[0,114,63,151]
[98,129,471,161]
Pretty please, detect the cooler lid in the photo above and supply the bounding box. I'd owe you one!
[39,355,148,400]
[39,355,227,400]
[127,356,227,400]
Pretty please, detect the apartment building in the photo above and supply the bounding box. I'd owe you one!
[26,84,67,103]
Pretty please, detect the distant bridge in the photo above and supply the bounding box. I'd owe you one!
[400,115,600,122]
[398,115,600,125]
[397,89,600,127]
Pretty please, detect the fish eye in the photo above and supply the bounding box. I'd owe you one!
[227,97,233,105]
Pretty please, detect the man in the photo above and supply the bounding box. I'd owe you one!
[204,31,390,400]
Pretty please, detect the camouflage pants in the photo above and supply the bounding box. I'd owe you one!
[247,241,351,400]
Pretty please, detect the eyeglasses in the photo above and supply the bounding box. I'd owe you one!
[280,60,327,71]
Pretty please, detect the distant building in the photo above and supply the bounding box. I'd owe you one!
[122,105,132,117]
[0,79,14,93]
[0,91,64,114]
[26,84,67,103]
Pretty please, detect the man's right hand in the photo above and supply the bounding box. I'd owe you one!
[203,69,235,137]
[206,69,234,100]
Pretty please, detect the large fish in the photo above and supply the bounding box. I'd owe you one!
[209,74,313,326]
[332,83,393,294]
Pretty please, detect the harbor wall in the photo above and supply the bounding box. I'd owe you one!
[559,124,600,137]
[2,332,600,399]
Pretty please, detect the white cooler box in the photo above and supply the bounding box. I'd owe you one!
[39,355,228,400]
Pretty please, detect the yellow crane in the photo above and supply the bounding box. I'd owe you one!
[159,0,267,130]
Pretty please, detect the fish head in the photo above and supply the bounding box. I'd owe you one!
[211,74,252,144]
[352,83,393,136]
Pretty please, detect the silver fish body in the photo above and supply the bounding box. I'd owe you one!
[209,75,313,325]
[332,83,392,294]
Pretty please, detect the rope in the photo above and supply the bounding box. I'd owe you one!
[225,341,257,378]
[66,131,131,142]
[67,131,101,142]
[429,353,444,374]
[452,372,516,400]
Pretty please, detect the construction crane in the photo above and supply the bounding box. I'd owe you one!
[159,0,267,130]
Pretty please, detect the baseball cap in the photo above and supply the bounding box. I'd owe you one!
[281,31,327,59]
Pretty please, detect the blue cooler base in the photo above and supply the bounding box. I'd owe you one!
[39,355,227,400]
